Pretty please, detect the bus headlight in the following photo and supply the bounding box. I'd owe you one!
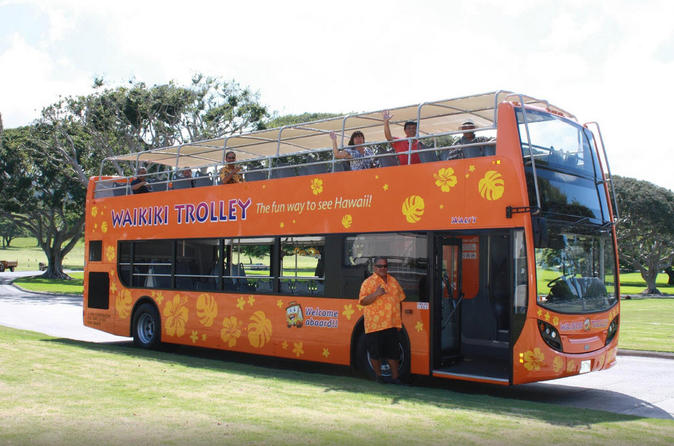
[605,315,619,345]
[538,320,562,352]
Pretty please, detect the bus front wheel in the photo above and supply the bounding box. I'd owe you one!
[356,329,410,383]
[132,303,161,349]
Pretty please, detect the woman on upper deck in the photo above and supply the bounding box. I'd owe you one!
[329,130,379,170]
[219,151,244,184]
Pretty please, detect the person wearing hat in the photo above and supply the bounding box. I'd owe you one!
[442,121,495,160]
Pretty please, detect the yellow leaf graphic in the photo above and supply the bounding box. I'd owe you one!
[552,356,564,374]
[116,289,132,319]
[341,214,352,229]
[401,195,425,223]
[248,310,272,348]
[196,293,218,327]
[478,170,505,201]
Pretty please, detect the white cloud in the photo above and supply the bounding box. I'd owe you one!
[0,32,92,127]
[1,0,673,190]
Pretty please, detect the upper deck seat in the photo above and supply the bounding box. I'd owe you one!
[172,178,193,189]
[297,163,329,176]
[193,174,213,187]
[245,170,268,182]
[463,145,495,158]
[332,160,351,172]
[271,164,296,178]
[418,147,439,163]
[148,179,168,192]
[113,184,128,196]
[377,153,399,167]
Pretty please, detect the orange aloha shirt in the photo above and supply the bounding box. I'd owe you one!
[358,273,406,334]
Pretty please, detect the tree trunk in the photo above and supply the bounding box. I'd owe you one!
[41,248,71,280]
[640,267,661,295]
[665,267,674,286]
[2,235,13,247]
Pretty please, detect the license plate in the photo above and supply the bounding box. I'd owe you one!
[579,360,591,374]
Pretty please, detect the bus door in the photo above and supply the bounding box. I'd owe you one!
[434,236,462,367]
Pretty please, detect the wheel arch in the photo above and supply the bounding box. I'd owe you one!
[130,296,160,338]
[350,316,366,371]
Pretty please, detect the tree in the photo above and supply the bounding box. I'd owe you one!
[665,266,674,285]
[613,175,674,294]
[0,125,86,278]
[0,216,27,248]
[0,76,269,278]
[263,112,340,129]
[41,75,269,179]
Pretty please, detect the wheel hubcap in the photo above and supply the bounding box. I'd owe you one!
[137,313,155,344]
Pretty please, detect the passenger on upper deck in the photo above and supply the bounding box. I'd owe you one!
[442,121,495,160]
[177,168,193,179]
[383,110,421,165]
[329,131,379,170]
[219,151,244,184]
[130,167,150,194]
[174,167,194,188]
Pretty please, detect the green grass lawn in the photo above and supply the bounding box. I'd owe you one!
[619,272,674,295]
[0,236,85,271]
[618,299,674,352]
[0,325,672,445]
[12,272,84,295]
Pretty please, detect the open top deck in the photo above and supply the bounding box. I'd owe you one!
[102,90,574,170]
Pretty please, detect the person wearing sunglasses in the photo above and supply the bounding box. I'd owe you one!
[358,257,406,384]
[219,151,244,184]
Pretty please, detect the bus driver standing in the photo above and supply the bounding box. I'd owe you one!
[358,257,406,384]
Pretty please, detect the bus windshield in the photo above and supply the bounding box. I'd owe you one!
[535,223,617,314]
[518,108,611,224]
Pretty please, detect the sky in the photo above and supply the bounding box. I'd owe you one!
[1,0,673,191]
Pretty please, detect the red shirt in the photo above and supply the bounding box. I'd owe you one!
[391,138,421,165]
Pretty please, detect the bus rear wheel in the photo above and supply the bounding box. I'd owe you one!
[132,303,161,349]
[356,329,410,383]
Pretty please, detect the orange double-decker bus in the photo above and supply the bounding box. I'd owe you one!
[83,91,620,385]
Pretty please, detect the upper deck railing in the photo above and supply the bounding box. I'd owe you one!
[93,91,576,198]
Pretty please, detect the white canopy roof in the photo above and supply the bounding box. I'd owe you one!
[107,90,574,169]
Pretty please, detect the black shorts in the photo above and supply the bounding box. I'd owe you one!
[366,327,400,360]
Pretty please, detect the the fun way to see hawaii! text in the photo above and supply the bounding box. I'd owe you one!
[255,194,373,215]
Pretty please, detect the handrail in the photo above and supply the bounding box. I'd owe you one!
[514,94,542,212]
[92,126,499,197]
[585,121,619,222]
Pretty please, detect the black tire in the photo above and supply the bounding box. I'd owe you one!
[9,267,14,272]
[132,303,161,349]
[355,328,411,382]
[0,264,5,272]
